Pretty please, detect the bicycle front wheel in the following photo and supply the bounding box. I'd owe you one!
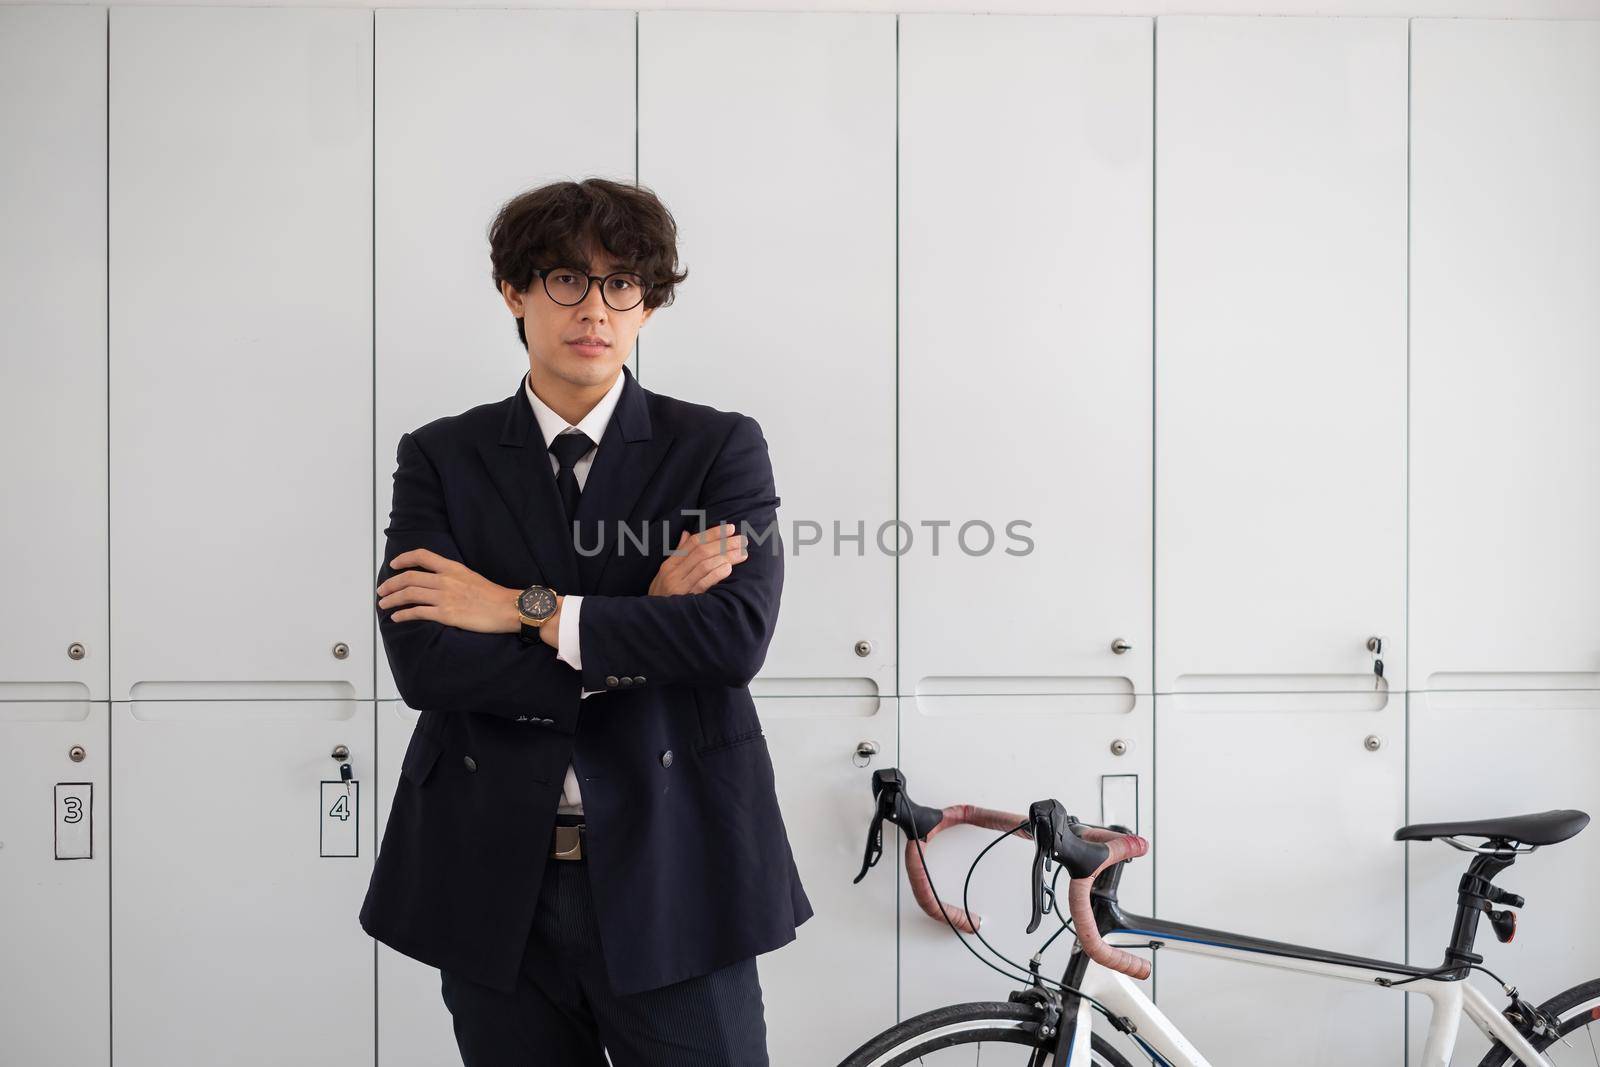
[1479,978,1600,1066]
[838,1000,1133,1067]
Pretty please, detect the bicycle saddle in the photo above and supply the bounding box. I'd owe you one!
[1394,809,1589,846]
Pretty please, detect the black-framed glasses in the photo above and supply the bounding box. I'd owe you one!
[533,266,647,312]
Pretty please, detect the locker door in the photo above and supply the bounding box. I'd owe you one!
[897,19,1152,1063]
[3,11,112,1062]
[1154,693,1405,1065]
[637,11,897,699]
[759,696,899,1067]
[109,7,373,702]
[1410,18,1600,693]
[374,8,636,704]
[1406,689,1600,1065]
[899,693,1154,1067]
[1154,16,1408,698]
[1153,17,1408,1065]
[899,13,1153,704]
[111,700,376,1067]
[0,703,110,1067]
[0,5,108,700]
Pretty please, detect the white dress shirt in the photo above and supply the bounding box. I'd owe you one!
[524,368,626,815]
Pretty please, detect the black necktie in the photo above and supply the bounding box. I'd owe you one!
[548,430,595,524]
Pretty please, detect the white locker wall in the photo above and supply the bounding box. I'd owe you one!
[896,15,1154,1064]
[1151,15,1410,1065]
[110,699,377,1065]
[1406,17,1600,1065]
[1408,17,1600,690]
[0,4,109,703]
[108,5,375,704]
[105,8,378,1066]
[1,8,111,1066]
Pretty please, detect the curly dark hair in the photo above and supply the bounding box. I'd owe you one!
[487,177,689,350]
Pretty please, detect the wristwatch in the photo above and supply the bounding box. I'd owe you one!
[517,584,560,644]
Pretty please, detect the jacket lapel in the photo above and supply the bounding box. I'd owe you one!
[572,366,674,592]
[476,365,673,596]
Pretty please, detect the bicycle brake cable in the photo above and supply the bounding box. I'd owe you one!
[909,824,1133,1031]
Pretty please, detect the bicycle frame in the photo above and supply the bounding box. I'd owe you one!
[1047,906,1552,1067]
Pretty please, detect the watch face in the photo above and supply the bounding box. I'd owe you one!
[518,585,557,621]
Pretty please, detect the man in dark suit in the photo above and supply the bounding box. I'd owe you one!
[359,179,811,1066]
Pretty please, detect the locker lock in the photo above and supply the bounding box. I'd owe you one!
[853,740,880,767]
[332,744,353,781]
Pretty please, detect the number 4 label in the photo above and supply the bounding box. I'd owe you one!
[320,781,359,858]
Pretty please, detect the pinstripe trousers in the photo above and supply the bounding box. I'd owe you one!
[439,847,771,1066]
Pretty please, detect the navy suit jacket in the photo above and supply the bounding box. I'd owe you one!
[358,364,813,995]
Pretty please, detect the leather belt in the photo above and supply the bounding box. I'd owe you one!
[551,819,586,861]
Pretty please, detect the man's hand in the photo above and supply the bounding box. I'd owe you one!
[377,548,520,634]
[649,522,748,597]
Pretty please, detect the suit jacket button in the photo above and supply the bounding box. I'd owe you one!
[541,717,555,726]
[605,675,620,687]
[515,715,529,722]
[632,675,646,686]
[619,676,634,687]
[463,755,477,772]
[660,749,673,768]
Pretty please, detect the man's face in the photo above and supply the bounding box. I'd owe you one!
[503,242,654,390]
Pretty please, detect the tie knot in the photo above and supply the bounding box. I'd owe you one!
[548,430,594,471]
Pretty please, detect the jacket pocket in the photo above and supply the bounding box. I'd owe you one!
[400,727,444,787]
[695,727,766,757]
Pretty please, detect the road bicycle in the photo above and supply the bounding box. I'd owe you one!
[840,767,1596,1066]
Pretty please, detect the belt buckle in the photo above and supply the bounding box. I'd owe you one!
[552,823,584,860]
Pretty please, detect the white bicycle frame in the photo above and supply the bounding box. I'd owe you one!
[1052,930,1552,1067]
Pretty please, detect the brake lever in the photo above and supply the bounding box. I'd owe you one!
[854,768,909,883]
[853,767,946,884]
[1028,833,1050,933]
[1025,799,1074,934]
[854,805,886,884]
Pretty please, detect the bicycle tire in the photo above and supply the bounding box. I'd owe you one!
[838,1000,1134,1067]
[1478,977,1600,1066]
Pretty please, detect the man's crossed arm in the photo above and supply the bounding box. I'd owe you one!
[374,415,781,731]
